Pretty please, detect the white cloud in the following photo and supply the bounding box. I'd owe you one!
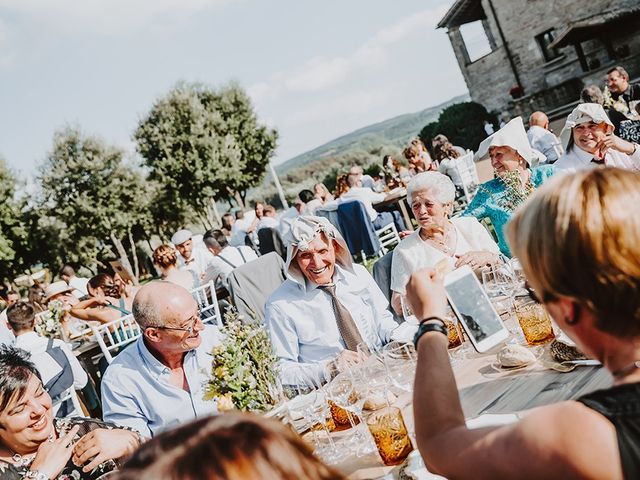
[0,0,239,36]
[285,57,350,93]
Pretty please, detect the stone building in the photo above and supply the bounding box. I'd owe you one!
[437,0,640,121]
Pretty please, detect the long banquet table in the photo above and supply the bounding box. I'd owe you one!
[328,341,612,480]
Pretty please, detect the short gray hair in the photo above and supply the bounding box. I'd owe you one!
[407,172,456,205]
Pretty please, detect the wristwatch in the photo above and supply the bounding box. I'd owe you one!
[413,317,448,348]
[24,470,49,480]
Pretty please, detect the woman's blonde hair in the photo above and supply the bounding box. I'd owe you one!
[152,244,178,270]
[506,168,640,336]
[113,412,344,480]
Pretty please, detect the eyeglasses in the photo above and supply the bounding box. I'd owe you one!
[154,315,202,335]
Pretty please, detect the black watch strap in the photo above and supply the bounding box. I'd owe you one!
[413,319,448,348]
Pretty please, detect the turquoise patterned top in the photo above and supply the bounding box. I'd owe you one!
[463,165,556,257]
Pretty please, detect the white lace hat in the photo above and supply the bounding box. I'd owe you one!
[559,103,614,149]
[475,117,534,165]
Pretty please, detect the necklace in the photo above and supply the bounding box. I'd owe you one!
[612,360,640,379]
[6,432,55,467]
[422,222,457,256]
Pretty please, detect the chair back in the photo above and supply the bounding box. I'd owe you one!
[257,227,286,259]
[371,250,403,324]
[316,208,345,238]
[89,314,142,364]
[190,281,222,326]
[336,201,382,258]
[227,252,286,323]
[52,386,84,418]
[455,150,479,202]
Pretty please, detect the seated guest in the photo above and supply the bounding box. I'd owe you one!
[298,189,323,216]
[43,281,85,338]
[201,229,258,288]
[27,284,46,313]
[101,281,221,438]
[59,265,90,298]
[435,142,464,196]
[333,174,349,198]
[0,290,19,347]
[555,103,640,172]
[390,172,499,315]
[581,84,604,105]
[431,134,465,157]
[257,204,280,230]
[7,301,88,416]
[170,229,214,276]
[348,165,375,190]
[383,155,411,186]
[340,173,407,232]
[229,210,258,248]
[409,167,640,480]
[463,117,555,256]
[605,65,640,139]
[404,144,432,175]
[152,244,199,291]
[314,182,334,203]
[527,111,562,163]
[0,346,140,479]
[265,216,399,385]
[220,212,235,239]
[113,412,343,480]
[71,274,132,325]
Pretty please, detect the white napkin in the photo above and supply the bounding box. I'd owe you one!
[391,323,419,344]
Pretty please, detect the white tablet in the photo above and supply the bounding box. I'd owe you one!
[444,265,509,352]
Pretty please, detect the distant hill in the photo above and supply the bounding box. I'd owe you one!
[275,93,470,175]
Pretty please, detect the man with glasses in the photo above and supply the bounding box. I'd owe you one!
[101,281,221,438]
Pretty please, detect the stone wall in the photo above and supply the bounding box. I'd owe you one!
[446,0,640,118]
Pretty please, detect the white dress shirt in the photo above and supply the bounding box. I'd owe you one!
[15,332,88,390]
[201,246,258,288]
[265,265,398,385]
[101,325,221,438]
[0,310,15,346]
[527,125,562,163]
[340,187,386,222]
[257,216,280,231]
[391,217,500,295]
[177,234,215,277]
[555,144,640,173]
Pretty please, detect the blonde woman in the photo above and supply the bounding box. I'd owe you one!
[408,168,640,479]
[153,244,199,291]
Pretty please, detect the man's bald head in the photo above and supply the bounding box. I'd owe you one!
[133,281,197,328]
[529,111,549,129]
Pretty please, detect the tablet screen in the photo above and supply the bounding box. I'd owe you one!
[445,272,503,343]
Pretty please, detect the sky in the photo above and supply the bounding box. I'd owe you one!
[0,0,468,176]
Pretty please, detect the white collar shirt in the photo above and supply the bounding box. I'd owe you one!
[0,310,15,346]
[257,216,280,231]
[101,325,222,438]
[555,144,640,173]
[265,265,398,385]
[178,246,215,277]
[527,126,562,163]
[339,187,386,222]
[201,246,258,288]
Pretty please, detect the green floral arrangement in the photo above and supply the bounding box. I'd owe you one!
[35,300,64,338]
[204,309,280,412]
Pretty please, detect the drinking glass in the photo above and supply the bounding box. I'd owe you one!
[515,298,555,345]
[366,406,414,466]
[400,295,419,324]
[382,342,416,393]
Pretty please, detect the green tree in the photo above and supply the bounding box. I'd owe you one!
[0,157,28,284]
[134,81,278,235]
[35,126,153,276]
[418,121,440,155]
[432,102,496,151]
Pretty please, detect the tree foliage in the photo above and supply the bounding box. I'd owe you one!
[134,82,278,236]
[0,157,28,283]
[34,126,153,273]
[418,102,497,152]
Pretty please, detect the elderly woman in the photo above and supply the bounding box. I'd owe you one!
[554,103,640,172]
[408,167,640,479]
[390,172,500,314]
[0,346,140,479]
[463,117,555,256]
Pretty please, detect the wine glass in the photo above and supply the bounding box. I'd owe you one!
[382,342,416,393]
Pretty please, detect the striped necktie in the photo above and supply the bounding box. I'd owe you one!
[318,284,365,351]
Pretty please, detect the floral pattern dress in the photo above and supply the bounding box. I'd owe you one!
[462,164,556,257]
[0,418,132,480]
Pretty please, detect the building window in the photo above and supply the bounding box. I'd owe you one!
[536,29,561,62]
[459,21,493,63]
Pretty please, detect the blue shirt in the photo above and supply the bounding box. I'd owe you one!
[101,325,221,438]
[463,165,556,256]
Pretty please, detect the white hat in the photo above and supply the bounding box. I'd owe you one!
[475,117,534,165]
[559,103,614,149]
[285,216,353,286]
[171,229,192,246]
[45,281,74,301]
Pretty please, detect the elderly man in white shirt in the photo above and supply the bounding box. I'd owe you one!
[171,229,215,278]
[265,216,401,385]
[555,103,640,173]
[527,111,563,164]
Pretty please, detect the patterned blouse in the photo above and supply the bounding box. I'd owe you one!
[0,417,132,480]
[463,164,556,257]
